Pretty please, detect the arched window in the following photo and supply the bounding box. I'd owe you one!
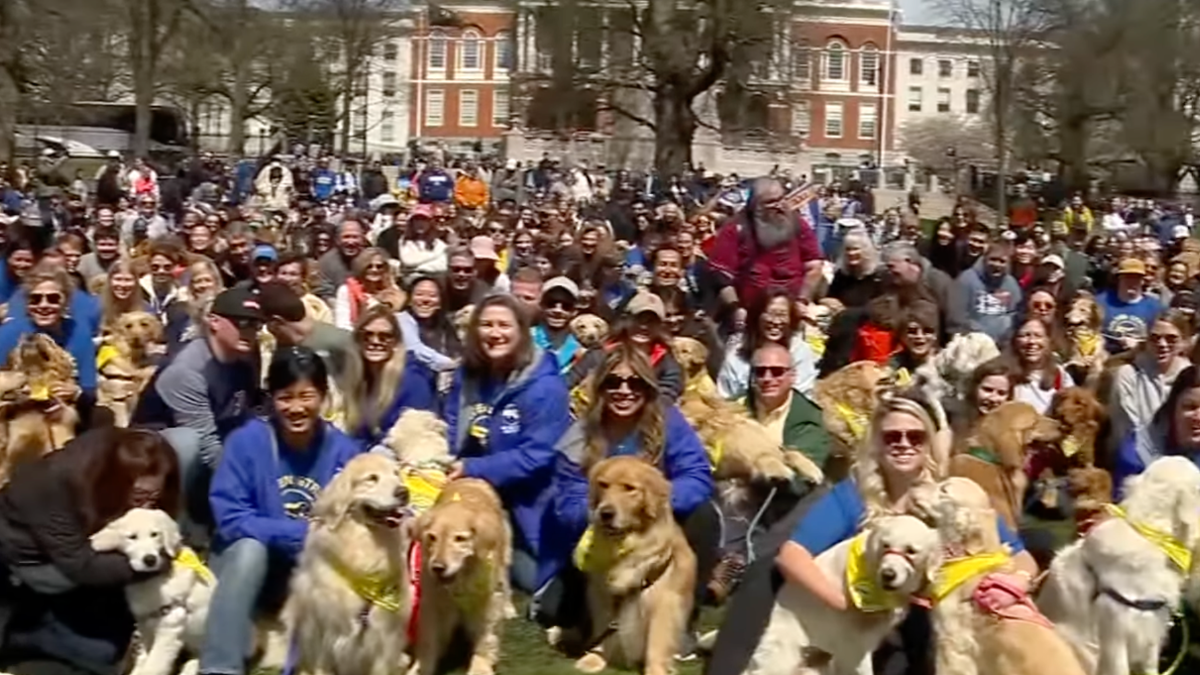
[460,29,482,71]
[860,44,879,88]
[494,31,513,71]
[428,31,447,71]
[824,40,847,83]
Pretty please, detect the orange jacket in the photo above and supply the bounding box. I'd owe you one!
[454,175,489,209]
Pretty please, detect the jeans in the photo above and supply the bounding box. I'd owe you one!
[198,539,291,675]
[159,428,210,537]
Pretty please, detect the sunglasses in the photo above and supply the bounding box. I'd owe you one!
[1150,333,1180,344]
[361,329,396,344]
[602,374,651,393]
[905,325,935,336]
[365,263,387,272]
[150,264,173,273]
[542,298,572,310]
[29,292,62,306]
[450,265,474,273]
[752,365,789,379]
[1030,302,1055,311]
[882,429,927,447]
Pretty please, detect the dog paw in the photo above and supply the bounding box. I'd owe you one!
[575,652,608,674]
[782,452,824,484]
[503,599,519,619]
[467,657,495,675]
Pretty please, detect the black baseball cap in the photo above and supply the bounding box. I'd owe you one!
[210,287,265,323]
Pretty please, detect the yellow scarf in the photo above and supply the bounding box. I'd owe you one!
[174,547,215,585]
[1104,504,1192,572]
[97,344,120,371]
[930,552,1011,604]
[574,526,630,572]
[805,332,827,358]
[893,368,913,387]
[844,533,904,612]
[833,401,869,441]
[402,464,447,513]
[328,557,404,612]
[1074,329,1100,358]
[1061,434,1081,458]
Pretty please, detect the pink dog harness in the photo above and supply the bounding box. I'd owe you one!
[971,574,1054,629]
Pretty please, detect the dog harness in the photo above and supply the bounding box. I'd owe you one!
[139,547,215,620]
[970,574,1054,629]
[844,532,906,612]
[1082,504,1190,614]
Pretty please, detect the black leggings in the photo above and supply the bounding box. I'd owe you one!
[535,500,723,635]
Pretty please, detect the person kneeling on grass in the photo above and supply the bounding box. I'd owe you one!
[199,346,361,675]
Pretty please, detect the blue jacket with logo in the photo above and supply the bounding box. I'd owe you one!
[352,358,440,447]
[445,349,571,587]
[0,314,98,394]
[210,418,362,558]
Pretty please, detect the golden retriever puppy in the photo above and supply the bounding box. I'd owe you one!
[672,336,715,398]
[571,314,610,350]
[0,334,80,485]
[576,457,695,675]
[284,454,415,675]
[949,401,1060,532]
[929,477,1086,675]
[414,479,512,675]
[812,361,891,481]
[1063,296,1108,386]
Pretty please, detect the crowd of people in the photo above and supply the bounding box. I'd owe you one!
[0,148,1196,675]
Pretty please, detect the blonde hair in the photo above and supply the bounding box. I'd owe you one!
[581,344,666,469]
[854,392,947,523]
[99,259,143,330]
[344,306,407,434]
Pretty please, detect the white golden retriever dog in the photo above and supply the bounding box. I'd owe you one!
[932,332,1001,398]
[744,515,941,675]
[91,508,214,675]
[284,453,416,675]
[1039,456,1200,675]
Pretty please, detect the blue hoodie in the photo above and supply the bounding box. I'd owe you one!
[210,418,362,558]
[311,167,336,202]
[6,288,102,338]
[417,169,454,203]
[445,349,571,587]
[352,358,440,447]
[0,315,97,394]
[552,407,714,572]
[956,259,1022,344]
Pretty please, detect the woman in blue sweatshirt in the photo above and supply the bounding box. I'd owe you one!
[542,344,714,632]
[203,346,361,675]
[445,294,573,593]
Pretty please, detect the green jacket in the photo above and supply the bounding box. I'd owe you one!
[744,391,832,471]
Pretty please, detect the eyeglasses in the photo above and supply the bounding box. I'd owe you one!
[29,292,62,306]
[361,329,396,345]
[450,265,474,274]
[1150,333,1181,344]
[150,263,173,273]
[602,374,651,393]
[231,318,261,332]
[752,365,790,379]
[882,429,927,447]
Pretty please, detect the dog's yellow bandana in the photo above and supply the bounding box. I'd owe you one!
[892,368,913,387]
[401,464,447,513]
[929,552,1011,604]
[96,345,119,371]
[805,332,826,358]
[832,402,869,441]
[573,527,630,573]
[328,557,403,612]
[1061,435,1082,458]
[1073,329,1101,358]
[174,547,215,585]
[1104,504,1192,572]
[844,533,904,612]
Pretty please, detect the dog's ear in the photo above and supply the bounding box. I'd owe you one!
[313,468,355,525]
[90,519,126,552]
[639,466,671,525]
[1174,485,1200,550]
[156,510,183,557]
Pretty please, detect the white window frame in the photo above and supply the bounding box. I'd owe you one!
[965,88,981,114]
[824,101,843,138]
[425,89,444,127]
[909,58,923,76]
[937,87,951,113]
[822,41,849,90]
[858,102,877,139]
[383,41,398,62]
[938,59,952,78]
[494,31,513,73]
[791,101,811,136]
[459,89,479,127]
[492,89,510,126]
[459,29,482,72]
[907,87,922,112]
[427,31,447,78]
[382,72,396,98]
[967,60,981,78]
[859,45,879,90]
[791,46,811,88]
[380,110,395,143]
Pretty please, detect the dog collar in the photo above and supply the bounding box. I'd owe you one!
[964,446,1002,466]
[1104,504,1192,572]
[844,533,905,613]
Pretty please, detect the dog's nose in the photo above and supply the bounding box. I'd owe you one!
[431,561,447,575]
[880,568,897,584]
[598,506,615,523]
[142,554,159,568]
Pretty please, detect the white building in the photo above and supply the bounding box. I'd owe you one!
[893,25,991,154]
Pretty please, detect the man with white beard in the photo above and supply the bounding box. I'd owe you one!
[708,177,825,316]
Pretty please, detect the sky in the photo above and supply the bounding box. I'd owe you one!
[899,0,939,25]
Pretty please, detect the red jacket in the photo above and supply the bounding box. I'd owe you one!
[707,212,821,308]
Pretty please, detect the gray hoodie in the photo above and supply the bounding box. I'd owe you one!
[956,258,1022,343]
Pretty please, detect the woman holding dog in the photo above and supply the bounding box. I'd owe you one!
[202,346,362,675]
[707,389,1038,675]
[444,294,572,594]
[546,344,716,644]
[345,305,438,449]
[0,427,180,675]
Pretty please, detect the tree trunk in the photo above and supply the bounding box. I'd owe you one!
[130,2,155,159]
[340,62,355,155]
[1058,116,1089,194]
[228,59,248,154]
[0,62,18,166]
[653,84,694,178]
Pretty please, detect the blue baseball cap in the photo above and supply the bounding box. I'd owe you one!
[253,244,278,262]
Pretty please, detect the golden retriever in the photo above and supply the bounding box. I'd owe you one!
[1047,387,1113,533]
[413,479,512,675]
[928,477,1086,675]
[812,361,891,481]
[0,333,80,486]
[949,401,1060,532]
[284,453,415,675]
[1063,295,1108,386]
[672,336,715,398]
[98,311,164,427]
[571,314,610,350]
[384,409,453,513]
[574,457,695,675]
[454,305,476,344]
